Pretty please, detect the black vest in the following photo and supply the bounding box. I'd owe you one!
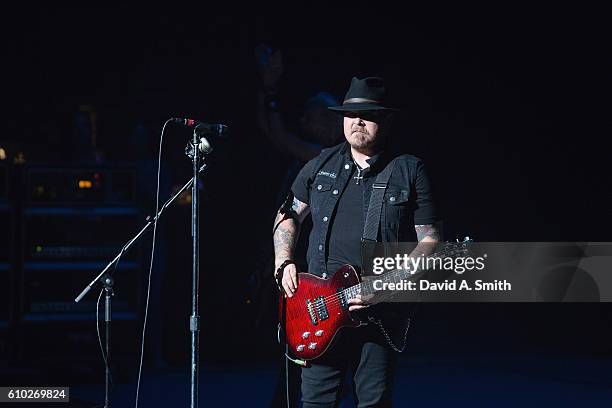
[304,143,425,276]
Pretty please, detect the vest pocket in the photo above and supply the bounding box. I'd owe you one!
[314,182,333,193]
[385,188,409,205]
[310,181,333,214]
[383,189,409,241]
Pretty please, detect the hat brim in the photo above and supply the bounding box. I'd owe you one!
[328,103,397,113]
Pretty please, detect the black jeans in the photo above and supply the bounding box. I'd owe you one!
[300,324,398,408]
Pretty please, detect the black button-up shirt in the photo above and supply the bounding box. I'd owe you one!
[291,142,437,277]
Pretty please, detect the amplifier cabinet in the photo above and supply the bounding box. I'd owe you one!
[16,165,144,365]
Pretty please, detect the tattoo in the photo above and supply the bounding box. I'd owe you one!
[281,196,309,224]
[273,219,298,259]
[279,193,308,217]
[273,195,310,263]
[291,197,301,212]
[293,197,309,218]
[410,224,440,258]
[415,224,440,242]
[280,196,300,221]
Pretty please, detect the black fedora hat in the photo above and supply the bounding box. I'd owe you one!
[329,76,397,113]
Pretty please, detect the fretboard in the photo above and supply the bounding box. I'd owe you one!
[341,246,459,304]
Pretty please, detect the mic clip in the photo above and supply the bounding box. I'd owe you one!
[184,137,212,159]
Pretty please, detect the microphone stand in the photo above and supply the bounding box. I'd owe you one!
[74,154,208,408]
[188,129,201,408]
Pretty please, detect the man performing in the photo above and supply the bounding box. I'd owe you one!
[273,77,440,407]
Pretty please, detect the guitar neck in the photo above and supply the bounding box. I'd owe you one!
[343,267,417,305]
[343,246,458,305]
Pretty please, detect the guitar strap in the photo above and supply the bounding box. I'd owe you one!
[360,158,413,353]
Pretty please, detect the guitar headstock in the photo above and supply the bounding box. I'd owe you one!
[440,236,473,258]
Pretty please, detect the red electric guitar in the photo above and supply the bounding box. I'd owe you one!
[280,239,471,360]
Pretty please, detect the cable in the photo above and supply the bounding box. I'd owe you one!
[285,341,289,408]
[96,288,108,369]
[278,300,306,408]
[134,119,171,408]
[96,247,126,393]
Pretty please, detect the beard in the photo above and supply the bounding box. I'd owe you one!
[346,129,379,151]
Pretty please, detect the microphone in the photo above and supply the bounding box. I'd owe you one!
[171,118,229,137]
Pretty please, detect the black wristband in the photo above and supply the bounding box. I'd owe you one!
[275,259,295,281]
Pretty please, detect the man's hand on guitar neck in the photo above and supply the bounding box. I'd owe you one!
[348,294,373,311]
[349,276,378,311]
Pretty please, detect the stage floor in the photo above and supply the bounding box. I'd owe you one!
[67,353,612,407]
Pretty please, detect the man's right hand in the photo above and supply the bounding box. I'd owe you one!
[277,263,299,298]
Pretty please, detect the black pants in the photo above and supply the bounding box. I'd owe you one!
[301,324,397,408]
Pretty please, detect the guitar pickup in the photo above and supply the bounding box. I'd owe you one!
[337,287,348,310]
[306,299,318,325]
[314,296,329,321]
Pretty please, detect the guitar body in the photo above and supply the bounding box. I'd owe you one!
[281,239,471,361]
[283,265,361,360]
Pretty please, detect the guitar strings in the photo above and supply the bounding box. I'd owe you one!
[286,246,465,321]
[308,246,462,311]
[323,246,458,305]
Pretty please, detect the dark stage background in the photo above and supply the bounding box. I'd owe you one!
[0,4,610,407]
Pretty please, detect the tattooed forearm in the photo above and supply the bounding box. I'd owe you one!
[273,218,299,262]
[273,195,310,267]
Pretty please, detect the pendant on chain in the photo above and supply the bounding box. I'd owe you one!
[354,168,363,185]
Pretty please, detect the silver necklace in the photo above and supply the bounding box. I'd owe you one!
[352,158,363,185]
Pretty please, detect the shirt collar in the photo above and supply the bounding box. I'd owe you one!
[341,142,388,173]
